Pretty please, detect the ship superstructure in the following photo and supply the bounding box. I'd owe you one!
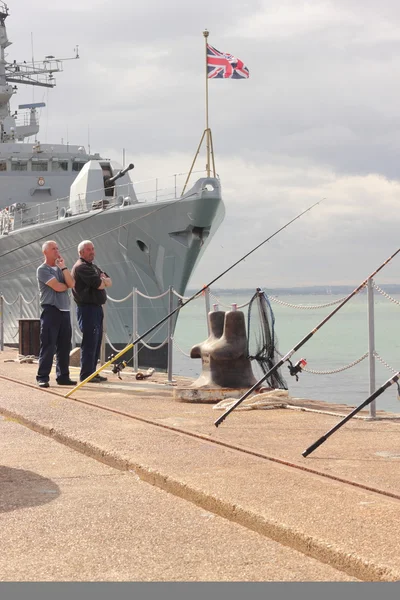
[0,2,225,368]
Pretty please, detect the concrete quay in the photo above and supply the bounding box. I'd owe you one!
[0,348,400,581]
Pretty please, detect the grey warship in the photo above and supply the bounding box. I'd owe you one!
[0,2,225,367]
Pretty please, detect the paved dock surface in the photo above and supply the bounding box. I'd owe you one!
[0,349,399,581]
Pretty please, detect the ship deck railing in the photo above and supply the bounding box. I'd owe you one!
[0,170,211,236]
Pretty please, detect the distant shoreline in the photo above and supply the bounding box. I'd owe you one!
[188,284,400,296]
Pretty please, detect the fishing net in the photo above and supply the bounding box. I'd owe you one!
[247,288,287,390]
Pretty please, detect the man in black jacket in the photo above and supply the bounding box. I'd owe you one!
[71,240,112,382]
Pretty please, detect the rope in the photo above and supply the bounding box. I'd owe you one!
[19,294,38,305]
[302,352,369,375]
[373,351,398,375]
[172,290,191,300]
[268,295,349,310]
[2,296,20,306]
[140,337,168,350]
[372,283,400,307]
[136,289,170,299]
[106,291,134,303]
[105,334,128,354]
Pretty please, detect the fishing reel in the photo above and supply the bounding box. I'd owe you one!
[288,358,307,382]
[108,354,128,380]
[112,361,127,379]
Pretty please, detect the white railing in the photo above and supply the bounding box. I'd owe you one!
[0,169,210,236]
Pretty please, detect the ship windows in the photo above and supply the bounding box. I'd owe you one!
[52,160,69,172]
[32,160,48,171]
[72,161,87,172]
[11,160,28,171]
[0,162,6,171]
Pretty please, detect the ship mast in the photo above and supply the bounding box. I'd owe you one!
[0,1,78,142]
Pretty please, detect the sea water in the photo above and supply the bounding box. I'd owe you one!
[172,291,400,414]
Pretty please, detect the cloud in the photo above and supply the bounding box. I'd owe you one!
[8,0,400,289]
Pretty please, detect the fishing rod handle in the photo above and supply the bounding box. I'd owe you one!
[302,436,327,458]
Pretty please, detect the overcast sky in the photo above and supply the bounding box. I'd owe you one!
[9,0,400,288]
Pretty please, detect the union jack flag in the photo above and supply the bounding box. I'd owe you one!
[207,44,250,79]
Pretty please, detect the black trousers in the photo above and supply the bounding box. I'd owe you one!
[77,304,104,381]
[37,305,72,383]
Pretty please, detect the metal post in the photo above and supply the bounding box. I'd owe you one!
[36,293,40,318]
[133,287,139,372]
[0,296,4,351]
[71,306,76,349]
[100,304,106,365]
[204,286,211,335]
[367,278,376,418]
[167,286,174,383]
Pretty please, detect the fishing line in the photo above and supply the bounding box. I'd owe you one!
[65,199,323,397]
[214,246,400,428]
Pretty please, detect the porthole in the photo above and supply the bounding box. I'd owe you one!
[137,239,149,253]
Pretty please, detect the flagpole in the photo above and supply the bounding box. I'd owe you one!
[203,29,211,177]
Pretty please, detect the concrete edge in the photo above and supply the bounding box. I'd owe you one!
[0,405,398,582]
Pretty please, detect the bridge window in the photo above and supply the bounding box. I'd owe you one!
[11,160,28,171]
[72,161,86,172]
[52,160,69,172]
[32,160,48,171]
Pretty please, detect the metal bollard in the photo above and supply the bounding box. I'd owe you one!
[0,296,4,351]
[132,287,139,372]
[367,278,376,418]
[167,286,174,383]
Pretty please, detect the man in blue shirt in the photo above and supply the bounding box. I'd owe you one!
[36,240,77,388]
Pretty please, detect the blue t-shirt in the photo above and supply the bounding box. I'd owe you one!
[37,263,70,311]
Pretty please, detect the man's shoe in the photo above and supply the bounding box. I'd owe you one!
[56,379,78,386]
[91,374,107,382]
[37,381,49,388]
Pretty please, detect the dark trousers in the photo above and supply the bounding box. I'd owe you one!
[37,306,72,383]
[77,304,104,381]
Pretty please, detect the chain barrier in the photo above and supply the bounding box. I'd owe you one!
[209,292,251,309]
[268,295,349,310]
[171,336,191,358]
[373,351,398,375]
[302,352,369,375]
[372,283,400,307]
[274,347,369,375]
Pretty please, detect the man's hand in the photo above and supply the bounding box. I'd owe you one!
[56,256,66,270]
[100,272,112,288]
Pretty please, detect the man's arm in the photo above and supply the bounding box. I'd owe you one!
[100,272,112,288]
[75,262,102,289]
[46,277,68,293]
[57,257,75,289]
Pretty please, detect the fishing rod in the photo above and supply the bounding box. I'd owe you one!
[65,199,323,398]
[214,246,400,428]
[302,371,400,457]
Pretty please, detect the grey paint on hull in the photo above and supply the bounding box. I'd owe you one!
[0,179,225,346]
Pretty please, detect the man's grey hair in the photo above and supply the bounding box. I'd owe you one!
[42,240,57,253]
[78,240,93,254]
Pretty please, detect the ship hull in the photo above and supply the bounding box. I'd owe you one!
[0,178,224,368]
